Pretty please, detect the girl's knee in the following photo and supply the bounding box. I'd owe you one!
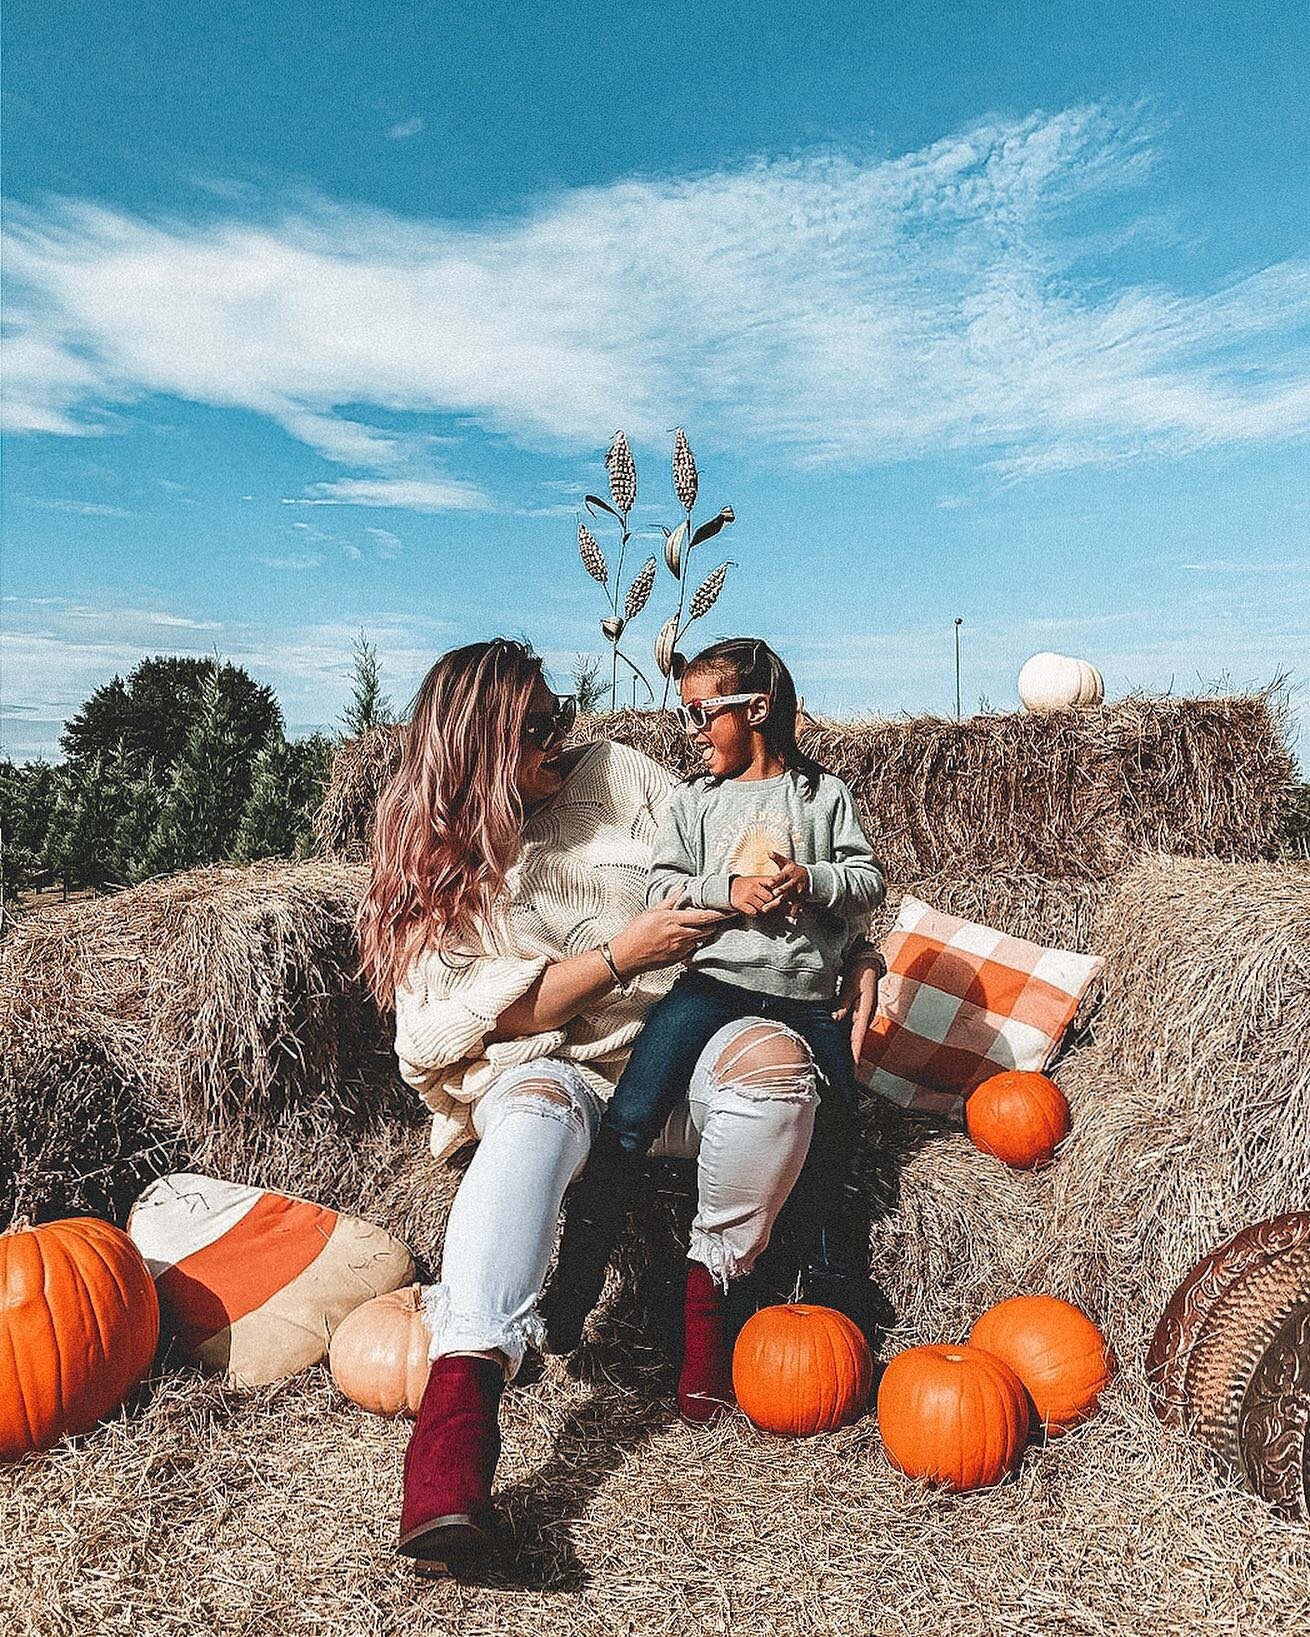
[709,1021,818,1103]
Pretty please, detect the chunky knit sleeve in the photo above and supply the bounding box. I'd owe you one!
[394,946,550,1093]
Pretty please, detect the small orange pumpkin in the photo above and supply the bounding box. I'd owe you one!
[969,1294,1112,1434]
[1,1217,160,1460]
[732,1303,873,1436]
[966,1070,1070,1168]
[877,1343,1029,1490]
[329,1284,432,1417]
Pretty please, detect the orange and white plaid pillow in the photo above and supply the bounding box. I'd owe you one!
[857,896,1102,1120]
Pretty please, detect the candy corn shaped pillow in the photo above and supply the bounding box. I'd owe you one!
[128,1173,415,1387]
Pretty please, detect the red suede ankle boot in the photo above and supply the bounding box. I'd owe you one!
[678,1263,736,1425]
[399,1354,504,1575]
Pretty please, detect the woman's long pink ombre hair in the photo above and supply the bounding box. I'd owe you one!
[357,638,544,1005]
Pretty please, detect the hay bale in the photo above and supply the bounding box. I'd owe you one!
[1046,856,1310,1359]
[312,723,405,861]
[0,860,407,1229]
[315,695,1295,879]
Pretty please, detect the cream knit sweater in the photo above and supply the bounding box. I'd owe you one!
[394,740,680,1158]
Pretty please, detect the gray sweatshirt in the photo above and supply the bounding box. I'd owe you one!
[647,769,886,1002]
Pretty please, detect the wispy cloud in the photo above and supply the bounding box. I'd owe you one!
[1181,559,1307,574]
[365,525,403,558]
[255,553,323,570]
[285,477,492,512]
[387,117,425,141]
[4,104,1308,483]
[25,497,134,517]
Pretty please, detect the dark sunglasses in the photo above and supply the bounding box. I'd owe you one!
[523,692,577,751]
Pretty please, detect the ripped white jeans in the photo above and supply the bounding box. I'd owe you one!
[422,1018,818,1374]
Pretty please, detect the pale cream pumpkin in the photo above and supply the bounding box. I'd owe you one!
[328,1284,431,1417]
[1018,653,1105,713]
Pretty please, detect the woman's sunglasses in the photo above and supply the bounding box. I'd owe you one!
[523,692,578,751]
[672,692,767,732]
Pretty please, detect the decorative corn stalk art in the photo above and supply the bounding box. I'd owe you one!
[576,432,658,708]
[656,427,735,706]
[573,426,737,710]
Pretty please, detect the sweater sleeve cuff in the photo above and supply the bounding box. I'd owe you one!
[395,951,550,1074]
[695,872,735,911]
[805,860,842,908]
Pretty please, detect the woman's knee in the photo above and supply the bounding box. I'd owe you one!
[478,1061,598,1141]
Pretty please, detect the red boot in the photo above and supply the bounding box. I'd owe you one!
[678,1263,736,1425]
[399,1354,504,1575]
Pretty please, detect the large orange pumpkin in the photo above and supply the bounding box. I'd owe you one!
[1,1217,160,1460]
[877,1343,1029,1490]
[329,1284,432,1417]
[966,1070,1070,1168]
[970,1294,1112,1435]
[732,1303,873,1436]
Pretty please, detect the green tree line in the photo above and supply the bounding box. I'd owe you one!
[1,639,394,915]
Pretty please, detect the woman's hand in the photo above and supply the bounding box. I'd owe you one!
[611,888,727,975]
[833,945,883,1064]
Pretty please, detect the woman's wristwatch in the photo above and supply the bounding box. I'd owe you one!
[598,940,632,992]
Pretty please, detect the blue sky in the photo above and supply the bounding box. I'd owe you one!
[3,1,1308,765]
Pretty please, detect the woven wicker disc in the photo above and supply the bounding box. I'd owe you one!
[1147,1212,1310,1521]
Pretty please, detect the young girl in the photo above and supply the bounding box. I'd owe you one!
[543,637,885,1386]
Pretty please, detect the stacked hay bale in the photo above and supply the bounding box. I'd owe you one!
[0,861,456,1257]
[1048,857,1310,1356]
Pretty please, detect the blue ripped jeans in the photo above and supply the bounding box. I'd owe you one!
[606,970,861,1272]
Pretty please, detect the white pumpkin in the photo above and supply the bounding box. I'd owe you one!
[1018,653,1104,713]
[1073,658,1105,707]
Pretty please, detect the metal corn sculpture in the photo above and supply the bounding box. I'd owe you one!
[576,431,658,708]
[573,427,736,709]
[657,427,736,705]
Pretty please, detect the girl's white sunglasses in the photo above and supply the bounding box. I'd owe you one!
[672,692,767,732]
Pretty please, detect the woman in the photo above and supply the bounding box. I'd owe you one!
[357,639,879,1578]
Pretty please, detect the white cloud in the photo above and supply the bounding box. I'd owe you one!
[26,497,134,517]
[365,526,403,558]
[255,553,323,570]
[387,117,425,141]
[287,477,492,512]
[1181,559,1307,574]
[4,105,1308,482]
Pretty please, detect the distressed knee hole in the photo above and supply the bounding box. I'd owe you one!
[504,1075,587,1125]
[712,1022,816,1100]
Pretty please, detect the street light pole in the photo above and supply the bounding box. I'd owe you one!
[954,617,964,720]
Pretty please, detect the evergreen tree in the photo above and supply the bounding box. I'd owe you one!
[289,733,335,857]
[341,633,394,737]
[109,754,165,885]
[142,667,251,876]
[234,732,334,861]
[0,761,43,918]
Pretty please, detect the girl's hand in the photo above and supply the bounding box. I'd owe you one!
[611,888,727,973]
[833,946,882,1064]
[730,874,782,917]
[765,853,809,922]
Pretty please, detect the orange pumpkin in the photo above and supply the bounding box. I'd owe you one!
[969,1294,1112,1435]
[1,1217,160,1460]
[329,1285,432,1417]
[877,1343,1029,1490]
[732,1303,872,1436]
[966,1070,1070,1168]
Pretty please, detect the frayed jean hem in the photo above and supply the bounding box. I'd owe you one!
[421,1282,547,1380]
